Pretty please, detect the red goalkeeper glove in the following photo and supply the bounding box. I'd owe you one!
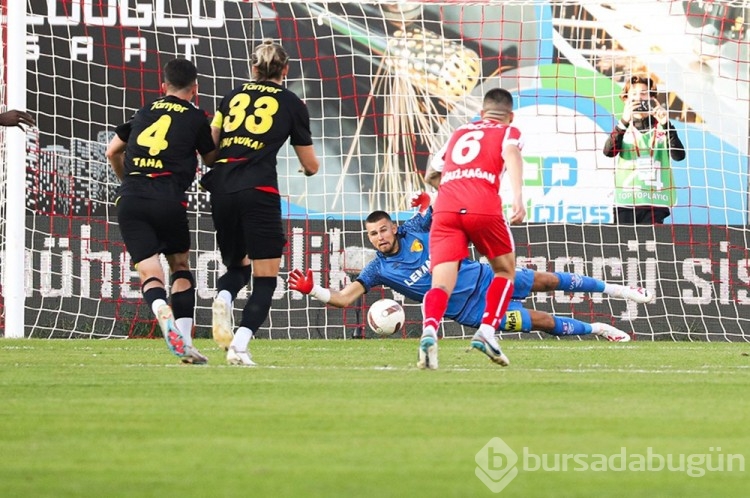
[410,191,431,214]
[288,268,314,294]
[288,269,332,303]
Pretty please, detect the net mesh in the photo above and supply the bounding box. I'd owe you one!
[0,1,747,341]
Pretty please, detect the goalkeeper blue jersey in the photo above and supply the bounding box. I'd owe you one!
[356,208,535,327]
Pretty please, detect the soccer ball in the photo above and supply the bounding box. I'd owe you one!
[367,299,406,337]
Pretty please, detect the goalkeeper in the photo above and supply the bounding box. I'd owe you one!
[288,193,653,341]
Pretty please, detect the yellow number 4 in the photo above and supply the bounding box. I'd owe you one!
[137,115,171,155]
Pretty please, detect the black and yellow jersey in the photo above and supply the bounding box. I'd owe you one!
[115,95,214,202]
[201,80,312,195]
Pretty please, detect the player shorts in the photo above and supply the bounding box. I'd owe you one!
[210,188,286,265]
[429,211,515,268]
[512,267,534,300]
[116,196,190,264]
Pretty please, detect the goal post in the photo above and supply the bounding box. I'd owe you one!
[2,0,27,338]
[1,1,749,341]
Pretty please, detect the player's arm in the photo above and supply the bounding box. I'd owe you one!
[105,134,127,181]
[424,165,441,190]
[288,268,365,308]
[425,142,447,189]
[201,149,217,167]
[502,142,525,224]
[293,145,319,177]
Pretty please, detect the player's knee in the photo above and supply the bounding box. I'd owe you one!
[170,270,194,288]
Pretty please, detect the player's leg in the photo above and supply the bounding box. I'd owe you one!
[499,306,629,341]
[469,215,514,366]
[531,270,654,304]
[118,197,186,359]
[209,191,250,350]
[226,190,285,366]
[419,261,458,370]
[419,212,466,370]
[166,252,207,364]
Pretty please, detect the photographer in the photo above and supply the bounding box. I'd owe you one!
[603,74,685,224]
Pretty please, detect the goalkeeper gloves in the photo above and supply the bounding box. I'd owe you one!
[410,191,431,215]
[288,268,331,303]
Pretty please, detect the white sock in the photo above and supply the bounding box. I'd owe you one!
[230,327,253,351]
[478,324,500,347]
[422,326,437,339]
[151,299,167,316]
[176,318,193,346]
[217,290,233,307]
[603,284,622,297]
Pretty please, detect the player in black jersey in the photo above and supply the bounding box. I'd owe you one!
[201,39,319,366]
[106,58,216,364]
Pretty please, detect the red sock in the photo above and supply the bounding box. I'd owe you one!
[482,277,514,330]
[422,288,449,332]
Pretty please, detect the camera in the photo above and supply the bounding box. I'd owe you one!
[635,100,651,113]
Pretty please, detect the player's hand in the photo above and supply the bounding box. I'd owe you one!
[410,191,431,214]
[509,198,526,225]
[288,268,314,294]
[0,110,35,129]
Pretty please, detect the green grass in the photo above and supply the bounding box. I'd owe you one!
[1,339,749,497]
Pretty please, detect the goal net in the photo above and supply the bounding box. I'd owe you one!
[1,0,748,341]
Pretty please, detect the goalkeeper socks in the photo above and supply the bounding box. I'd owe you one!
[554,272,605,293]
[230,327,253,352]
[550,316,592,336]
[481,276,514,330]
[422,288,449,336]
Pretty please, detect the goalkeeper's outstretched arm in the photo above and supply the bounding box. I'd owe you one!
[288,268,366,308]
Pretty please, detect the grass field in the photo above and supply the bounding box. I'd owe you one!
[1,338,748,497]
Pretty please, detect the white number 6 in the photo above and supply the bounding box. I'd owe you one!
[450,130,484,165]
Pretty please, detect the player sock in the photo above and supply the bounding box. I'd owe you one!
[422,288,449,333]
[149,297,167,316]
[176,317,194,347]
[230,327,253,351]
[240,276,277,332]
[217,289,233,307]
[603,284,627,297]
[550,317,593,336]
[422,326,437,339]
[554,272,605,293]
[481,276,514,330]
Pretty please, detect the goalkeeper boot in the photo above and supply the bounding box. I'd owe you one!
[156,304,186,358]
[592,323,631,342]
[470,332,510,367]
[226,346,257,367]
[181,345,209,365]
[212,298,234,351]
[619,286,655,304]
[417,333,438,370]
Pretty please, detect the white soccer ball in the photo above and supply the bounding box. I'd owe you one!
[367,299,406,337]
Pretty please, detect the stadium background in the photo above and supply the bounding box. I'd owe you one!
[3,1,749,340]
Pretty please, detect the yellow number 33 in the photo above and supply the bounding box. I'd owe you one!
[223,94,278,134]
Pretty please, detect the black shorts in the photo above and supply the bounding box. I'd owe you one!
[210,188,286,265]
[117,196,190,264]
